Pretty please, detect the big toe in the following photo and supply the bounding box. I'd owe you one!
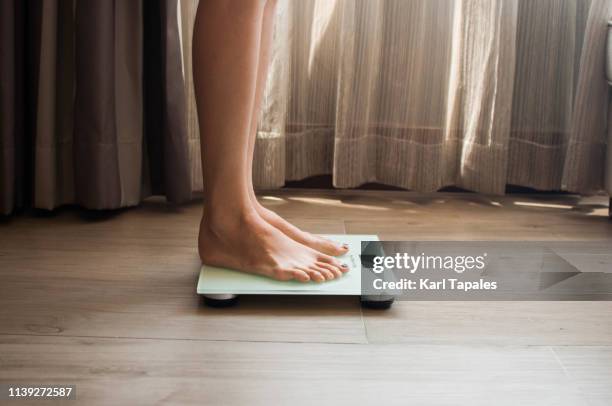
[309,235,349,256]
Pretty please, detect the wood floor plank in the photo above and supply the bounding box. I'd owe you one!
[0,335,587,406]
[362,302,612,345]
[0,213,363,344]
[344,218,612,240]
[553,346,612,406]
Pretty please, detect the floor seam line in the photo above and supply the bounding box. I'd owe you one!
[0,332,367,346]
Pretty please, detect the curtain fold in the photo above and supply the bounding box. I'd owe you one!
[179,0,204,194]
[143,0,192,203]
[507,0,578,191]
[563,0,612,192]
[0,0,17,213]
[74,0,123,209]
[0,0,25,214]
[34,0,75,209]
[254,0,291,188]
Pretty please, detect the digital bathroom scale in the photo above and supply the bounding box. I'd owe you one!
[197,235,394,309]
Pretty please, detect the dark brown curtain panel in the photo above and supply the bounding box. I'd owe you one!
[0,0,192,215]
[0,0,26,214]
[0,0,16,214]
[74,0,130,209]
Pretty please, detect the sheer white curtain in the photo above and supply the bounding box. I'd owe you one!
[253,0,612,194]
[180,0,611,195]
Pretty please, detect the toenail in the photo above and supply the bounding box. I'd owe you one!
[342,243,349,249]
[341,263,348,268]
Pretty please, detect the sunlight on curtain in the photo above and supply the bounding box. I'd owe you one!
[250,0,611,194]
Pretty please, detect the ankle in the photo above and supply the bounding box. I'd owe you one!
[201,206,259,236]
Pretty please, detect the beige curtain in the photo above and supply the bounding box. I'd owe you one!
[3,0,609,214]
[218,0,609,195]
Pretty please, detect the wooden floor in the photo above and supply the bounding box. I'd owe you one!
[1,190,611,406]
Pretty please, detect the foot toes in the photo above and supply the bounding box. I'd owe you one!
[316,262,343,278]
[336,241,350,253]
[291,269,311,283]
[314,236,349,256]
[318,254,347,270]
[303,268,325,283]
[313,265,335,281]
[272,267,309,282]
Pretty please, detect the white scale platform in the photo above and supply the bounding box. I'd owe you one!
[197,235,378,296]
[197,235,393,308]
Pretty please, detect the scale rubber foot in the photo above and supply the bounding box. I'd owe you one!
[360,296,395,310]
[203,294,239,308]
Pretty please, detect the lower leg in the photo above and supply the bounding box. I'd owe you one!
[245,1,348,256]
[193,0,346,282]
[194,0,263,218]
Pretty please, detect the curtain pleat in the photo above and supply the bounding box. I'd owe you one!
[115,1,145,207]
[0,0,30,215]
[143,0,192,203]
[179,0,203,194]
[34,0,75,209]
[284,0,342,184]
[507,0,579,191]
[0,0,18,214]
[74,0,146,209]
[254,0,290,189]
[450,0,518,194]
[563,0,612,192]
[74,1,122,209]
[159,0,192,202]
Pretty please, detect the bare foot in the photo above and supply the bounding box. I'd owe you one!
[199,210,349,282]
[253,203,349,257]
